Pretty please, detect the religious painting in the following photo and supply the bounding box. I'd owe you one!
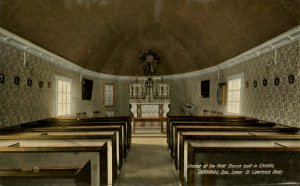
[201,80,210,98]
[39,81,44,88]
[253,80,257,88]
[263,79,267,87]
[47,81,52,88]
[27,79,32,87]
[274,77,280,86]
[245,81,249,88]
[0,73,4,83]
[104,83,114,106]
[14,76,20,85]
[82,79,93,100]
[288,75,294,84]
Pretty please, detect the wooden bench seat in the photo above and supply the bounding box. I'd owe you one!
[35,118,132,154]
[0,161,91,186]
[166,115,257,141]
[176,130,299,171]
[47,116,132,149]
[0,144,108,186]
[178,133,300,185]
[168,120,276,151]
[187,140,300,186]
[13,116,131,152]
[0,133,117,185]
[166,116,270,146]
[13,120,130,159]
[21,125,125,168]
[171,125,299,162]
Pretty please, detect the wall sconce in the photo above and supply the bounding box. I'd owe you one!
[23,51,32,69]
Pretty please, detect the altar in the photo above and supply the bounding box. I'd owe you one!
[129,76,170,132]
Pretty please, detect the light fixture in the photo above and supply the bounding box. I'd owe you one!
[23,51,32,69]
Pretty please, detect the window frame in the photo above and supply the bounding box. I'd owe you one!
[55,75,72,117]
[227,73,244,114]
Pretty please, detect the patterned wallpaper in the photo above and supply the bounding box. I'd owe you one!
[1,39,299,128]
[167,40,300,128]
[0,42,131,129]
[168,72,219,115]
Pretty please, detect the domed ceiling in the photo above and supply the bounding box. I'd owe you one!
[0,0,299,75]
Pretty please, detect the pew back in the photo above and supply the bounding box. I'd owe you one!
[0,145,108,186]
[22,126,125,167]
[168,120,275,150]
[172,125,298,168]
[187,141,300,186]
[0,161,91,186]
[0,132,118,184]
[179,134,300,185]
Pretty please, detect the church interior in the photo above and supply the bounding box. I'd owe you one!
[0,0,300,185]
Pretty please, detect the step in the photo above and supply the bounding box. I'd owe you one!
[132,133,166,138]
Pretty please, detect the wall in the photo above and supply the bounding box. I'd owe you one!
[167,40,300,127]
[1,37,299,128]
[0,42,131,129]
[168,72,219,115]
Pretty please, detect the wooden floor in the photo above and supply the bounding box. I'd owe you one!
[116,134,179,186]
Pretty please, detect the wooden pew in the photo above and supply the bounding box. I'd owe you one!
[16,121,129,159]
[1,118,130,166]
[178,133,300,185]
[0,133,117,185]
[0,160,91,186]
[49,116,132,149]
[0,144,108,186]
[187,139,300,186]
[172,125,299,168]
[32,117,132,154]
[21,125,125,168]
[166,115,262,147]
[178,131,298,173]
[167,115,254,140]
[168,120,275,152]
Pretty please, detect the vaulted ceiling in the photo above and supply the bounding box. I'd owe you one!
[0,0,299,75]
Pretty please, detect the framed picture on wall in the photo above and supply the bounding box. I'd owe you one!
[288,75,295,84]
[14,76,20,85]
[27,79,32,87]
[82,79,94,100]
[263,79,267,87]
[274,77,280,86]
[104,83,114,107]
[201,80,210,98]
[0,73,5,83]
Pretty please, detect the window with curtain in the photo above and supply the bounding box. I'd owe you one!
[56,77,71,116]
[227,78,241,114]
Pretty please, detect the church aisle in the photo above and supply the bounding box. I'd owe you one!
[115,135,179,186]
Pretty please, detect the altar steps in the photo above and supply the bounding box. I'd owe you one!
[134,127,161,134]
[132,133,166,138]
